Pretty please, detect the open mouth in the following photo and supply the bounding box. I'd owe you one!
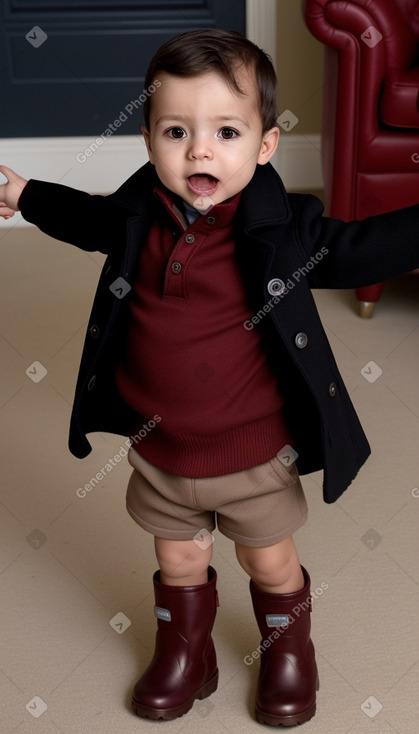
[187,173,219,196]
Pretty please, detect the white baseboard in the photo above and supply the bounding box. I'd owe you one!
[275,133,323,191]
[0,134,322,229]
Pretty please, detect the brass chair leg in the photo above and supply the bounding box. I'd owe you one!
[359,301,376,318]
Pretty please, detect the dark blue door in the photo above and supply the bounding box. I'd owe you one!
[0,0,246,137]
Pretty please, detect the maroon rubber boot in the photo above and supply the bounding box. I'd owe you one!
[249,566,319,726]
[132,566,219,720]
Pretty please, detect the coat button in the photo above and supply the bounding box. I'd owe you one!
[295,332,308,349]
[267,278,286,296]
[87,375,96,391]
[329,382,337,397]
[90,324,100,339]
[171,261,182,273]
[185,234,195,244]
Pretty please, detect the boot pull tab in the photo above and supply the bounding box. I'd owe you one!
[266,614,289,628]
[154,605,171,622]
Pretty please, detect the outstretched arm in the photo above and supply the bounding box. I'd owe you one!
[0,166,28,218]
[295,195,419,289]
[0,165,133,255]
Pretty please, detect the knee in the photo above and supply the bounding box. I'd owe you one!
[235,539,298,586]
[235,544,274,581]
[155,537,213,581]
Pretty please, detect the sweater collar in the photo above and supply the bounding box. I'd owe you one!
[153,184,242,232]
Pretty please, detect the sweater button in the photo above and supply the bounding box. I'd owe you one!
[206,216,216,224]
[295,332,308,349]
[267,278,286,296]
[185,234,195,244]
[171,261,182,273]
[329,382,337,397]
[89,324,100,339]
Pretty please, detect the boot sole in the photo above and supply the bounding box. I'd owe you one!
[255,675,319,727]
[132,669,219,720]
[256,701,316,727]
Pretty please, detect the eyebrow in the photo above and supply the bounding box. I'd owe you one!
[155,114,250,128]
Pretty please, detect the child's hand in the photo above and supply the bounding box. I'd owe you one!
[0,165,29,219]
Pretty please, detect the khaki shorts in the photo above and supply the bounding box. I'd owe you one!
[126,448,308,548]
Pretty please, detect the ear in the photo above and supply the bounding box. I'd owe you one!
[257,126,280,165]
[141,125,155,163]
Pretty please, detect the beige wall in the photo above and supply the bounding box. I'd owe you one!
[276,0,324,134]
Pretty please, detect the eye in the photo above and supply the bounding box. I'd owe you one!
[218,127,239,140]
[166,127,186,139]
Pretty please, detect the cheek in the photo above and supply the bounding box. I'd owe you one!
[224,151,257,179]
[227,142,259,164]
[155,142,179,163]
[157,154,180,181]
[153,153,183,187]
[149,142,175,170]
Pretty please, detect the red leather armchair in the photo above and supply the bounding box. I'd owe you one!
[303,0,419,317]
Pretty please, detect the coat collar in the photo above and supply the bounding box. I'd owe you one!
[111,162,159,214]
[239,163,292,232]
[112,160,292,229]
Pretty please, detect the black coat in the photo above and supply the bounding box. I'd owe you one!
[19,162,419,503]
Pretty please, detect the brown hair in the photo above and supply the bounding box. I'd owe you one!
[143,28,278,133]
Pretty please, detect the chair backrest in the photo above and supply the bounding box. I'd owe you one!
[303,0,419,218]
[303,0,417,78]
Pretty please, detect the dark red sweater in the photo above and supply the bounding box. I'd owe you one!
[115,186,293,476]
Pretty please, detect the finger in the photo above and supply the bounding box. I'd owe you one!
[0,165,16,180]
[0,166,28,195]
[0,203,16,218]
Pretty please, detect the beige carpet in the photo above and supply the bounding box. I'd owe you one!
[1,224,418,733]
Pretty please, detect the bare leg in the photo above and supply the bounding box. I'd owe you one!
[154,536,213,586]
[235,535,304,594]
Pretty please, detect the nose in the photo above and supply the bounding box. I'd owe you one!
[187,135,213,161]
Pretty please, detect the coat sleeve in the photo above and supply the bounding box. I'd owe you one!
[294,195,419,289]
[18,179,131,255]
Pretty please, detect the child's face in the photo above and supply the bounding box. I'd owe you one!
[141,68,279,209]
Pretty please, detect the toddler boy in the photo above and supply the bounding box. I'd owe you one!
[1,28,419,728]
